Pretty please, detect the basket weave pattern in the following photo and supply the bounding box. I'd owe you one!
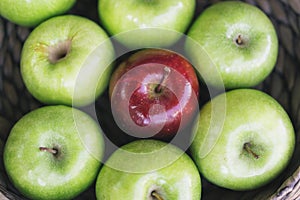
[0,0,300,199]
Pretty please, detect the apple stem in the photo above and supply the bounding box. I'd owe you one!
[243,142,259,159]
[236,35,243,45]
[155,66,171,93]
[39,147,58,155]
[151,191,164,200]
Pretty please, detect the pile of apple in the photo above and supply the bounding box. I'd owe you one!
[0,0,296,200]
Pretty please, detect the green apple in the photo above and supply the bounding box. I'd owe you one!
[185,1,278,89]
[190,89,295,191]
[21,15,115,107]
[98,0,195,49]
[95,139,201,200]
[0,0,76,27]
[3,105,105,199]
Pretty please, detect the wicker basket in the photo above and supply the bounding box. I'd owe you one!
[0,0,300,199]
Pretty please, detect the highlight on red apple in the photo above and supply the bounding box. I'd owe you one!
[109,48,200,140]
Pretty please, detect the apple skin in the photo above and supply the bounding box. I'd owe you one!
[3,105,105,200]
[95,139,201,200]
[109,48,199,139]
[185,1,278,89]
[0,0,76,27]
[20,15,115,107]
[190,89,295,191]
[98,0,195,48]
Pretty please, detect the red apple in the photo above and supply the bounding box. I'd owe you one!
[109,48,199,139]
